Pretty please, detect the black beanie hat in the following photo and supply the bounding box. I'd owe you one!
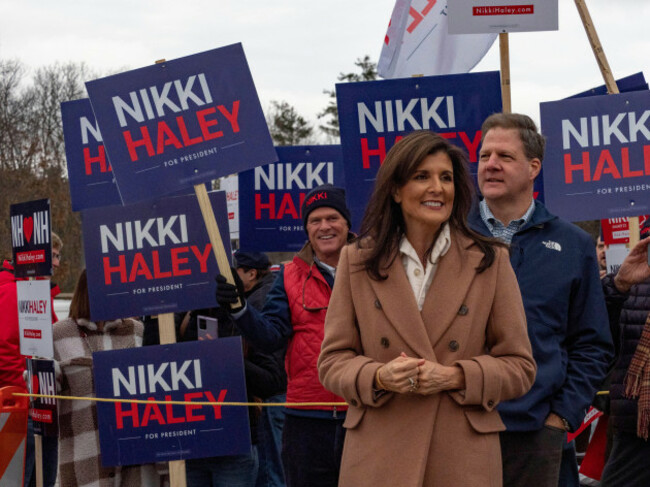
[301,184,351,233]
[234,250,271,270]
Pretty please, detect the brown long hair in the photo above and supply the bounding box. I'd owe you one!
[68,269,91,320]
[358,131,500,280]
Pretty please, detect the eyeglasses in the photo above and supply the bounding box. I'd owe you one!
[301,269,329,312]
[52,252,61,261]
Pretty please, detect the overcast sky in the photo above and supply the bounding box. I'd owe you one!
[1,1,647,135]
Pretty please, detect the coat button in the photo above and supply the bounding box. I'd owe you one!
[414,268,421,276]
[374,299,382,309]
[448,340,459,352]
[349,399,358,407]
[458,304,469,315]
[380,337,390,348]
[487,400,495,408]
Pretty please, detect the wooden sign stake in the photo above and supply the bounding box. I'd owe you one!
[193,182,241,305]
[499,33,512,113]
[35,430,43,487]
[573,1,641,246]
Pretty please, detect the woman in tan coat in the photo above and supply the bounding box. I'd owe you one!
[318,131,536,487]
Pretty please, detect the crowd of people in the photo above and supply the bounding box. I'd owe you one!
[2,111,650,486]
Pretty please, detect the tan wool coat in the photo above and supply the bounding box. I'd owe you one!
[318,231,536,487]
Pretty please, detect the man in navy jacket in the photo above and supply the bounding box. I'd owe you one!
[468,113,613,487]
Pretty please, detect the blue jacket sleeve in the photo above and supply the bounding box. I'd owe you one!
[233,267,293,353]
[550,238,615,430]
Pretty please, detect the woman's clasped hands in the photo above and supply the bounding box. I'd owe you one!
[376,352,465,395]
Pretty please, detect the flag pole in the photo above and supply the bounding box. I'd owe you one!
[499,33,511,113]
[573,1,639,245]
[574,0,619,95]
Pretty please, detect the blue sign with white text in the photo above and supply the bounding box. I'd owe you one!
[336,71,502,230]
[85,43,277,204]
[540,90,650,222]
[93,338,251,466]
[81,191,231,320]
[61,99,122,210]
[238,145,345,252]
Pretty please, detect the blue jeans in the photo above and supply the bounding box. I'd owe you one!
[186,446,258,487]
[256,395,286,487]
[24,418,58,487]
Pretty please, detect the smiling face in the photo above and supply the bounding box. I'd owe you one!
[393,152,455,240]
[478,127,540,211]
[305,207,349,267]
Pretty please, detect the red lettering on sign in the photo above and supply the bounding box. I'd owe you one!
[84,145,111,175]
[122,102,241,162]
[114,390,229,429]
[102,244,212,285]
[361,137,388,169]
[564,146,650,184]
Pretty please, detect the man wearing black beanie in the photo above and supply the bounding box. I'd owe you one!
[216,183,353,487]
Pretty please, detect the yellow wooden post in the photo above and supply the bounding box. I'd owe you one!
[499,33,511,113]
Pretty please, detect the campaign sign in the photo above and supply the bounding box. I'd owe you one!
[17,280,53,358]
[601,215,649,245]
[606,245,629,275]
[61,98,122,210]
[81,191,231,321]
[10,199,52,277]
[85,43,277,204]
[93,338,251,466]
[569,72,648,100]
[239,146,345,251]
[221,174,240,240]
[337,71,501,229]
[449,0,558,34]
[26,358,58,436]
[540,90,650,222]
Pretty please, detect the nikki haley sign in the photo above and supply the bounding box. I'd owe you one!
[81,191,231,321]
[85,43,277,204]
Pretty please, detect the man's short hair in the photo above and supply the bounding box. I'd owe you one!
[481,113,546,162]
[51,231,63,250]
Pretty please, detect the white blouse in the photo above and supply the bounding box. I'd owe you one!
[399,223,451,310]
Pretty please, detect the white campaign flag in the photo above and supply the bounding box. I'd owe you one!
[378,0,497,79]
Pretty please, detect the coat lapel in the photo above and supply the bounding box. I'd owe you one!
[421,232,482,348]
[365,253,436,361]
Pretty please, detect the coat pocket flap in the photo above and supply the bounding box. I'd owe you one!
[343,406,366,429]
[464,408,506,434]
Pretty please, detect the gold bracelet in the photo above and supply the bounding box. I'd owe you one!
[375,367,387,390]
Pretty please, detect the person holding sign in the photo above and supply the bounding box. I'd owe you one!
[233,250,287,487]
[467,113,614,487]
[317,131,535,486]
[216,184,354,487]
[52,270,159,486]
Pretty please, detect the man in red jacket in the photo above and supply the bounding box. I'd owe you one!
[217,185,353,487]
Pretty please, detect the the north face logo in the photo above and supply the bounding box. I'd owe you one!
[542,240,562,252]
[305,191,328,207]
